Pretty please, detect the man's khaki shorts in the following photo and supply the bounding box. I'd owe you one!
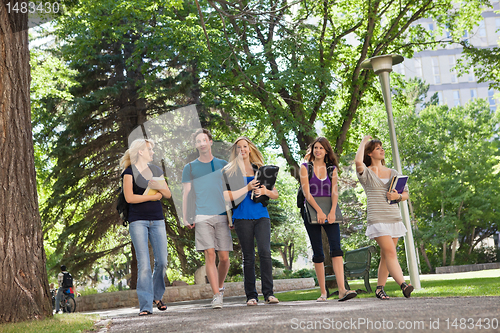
[194,215,233,252]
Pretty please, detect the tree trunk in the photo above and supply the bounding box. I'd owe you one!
[278,248,290,271]
[322,229,337,288]
[468,227,476,255]
[442,242,447,266]
[419,243,433,273]
[0,7,52,322]
[451,238,458,265]
[289,243,295,271]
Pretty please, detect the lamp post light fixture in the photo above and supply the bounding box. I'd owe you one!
[361,54,421,289]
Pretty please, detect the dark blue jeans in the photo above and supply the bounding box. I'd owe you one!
[302,209,343,263]
[234,217,274,302]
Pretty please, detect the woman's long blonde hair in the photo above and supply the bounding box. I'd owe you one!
[223,137,264,176]
[120,139,155,171]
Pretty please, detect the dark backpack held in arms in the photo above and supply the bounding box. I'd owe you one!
[116,182,129,227]
[62,272,73,288]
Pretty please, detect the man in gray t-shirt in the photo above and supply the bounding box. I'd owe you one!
[182,128,232,309]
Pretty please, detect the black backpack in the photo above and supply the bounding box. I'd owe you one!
[62,272,73,288]
[116,181,129,227]
[296,162,335,208]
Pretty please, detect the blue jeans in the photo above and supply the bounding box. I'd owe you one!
[234,217,274,302]
[55,287,64,312]
[302,209,343,263]
[129,219,169,312]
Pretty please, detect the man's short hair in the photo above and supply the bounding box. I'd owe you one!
[192,128,213,145]
[60,265,67,271]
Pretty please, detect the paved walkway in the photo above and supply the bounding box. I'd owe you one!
[87,295,500,332]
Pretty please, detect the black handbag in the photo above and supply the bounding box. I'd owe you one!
[251,165,279,204]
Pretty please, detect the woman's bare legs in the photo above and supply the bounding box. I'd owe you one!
[331,256,349,296]
[314,263,327,298]
[375,236,404,286]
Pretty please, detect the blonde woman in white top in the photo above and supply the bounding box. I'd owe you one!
[355,135,414,300]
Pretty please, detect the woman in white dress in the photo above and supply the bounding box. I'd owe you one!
[355,135,414,299]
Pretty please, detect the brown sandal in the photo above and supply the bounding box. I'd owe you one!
[400,282,414,298]
[375,286,389,300]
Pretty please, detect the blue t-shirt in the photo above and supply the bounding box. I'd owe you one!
[182,157,228,216]
[232,176,270,220]
[121,164,164,223]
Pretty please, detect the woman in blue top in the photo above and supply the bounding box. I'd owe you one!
[300,137,357,302]
[120,139,171,316]
[222,137,280,306]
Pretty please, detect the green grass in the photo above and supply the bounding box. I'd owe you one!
[275,270,500,301]
[0,313,99,333]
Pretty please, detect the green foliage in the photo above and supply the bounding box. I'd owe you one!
[397,98,500,269]
[0,314,98,333]
[203,0,487,177]
[32,0,226,278]
[31,0,491,284]
[274,268,318,285]
[275,274,500,301]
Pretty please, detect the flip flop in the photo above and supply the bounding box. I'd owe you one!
[246,298,258,306]
[265,296,279,304]
[316,295,328,302]
[338,290,357,302]
[139,310,153,316]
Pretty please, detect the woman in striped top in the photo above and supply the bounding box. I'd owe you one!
[355,135,414,300]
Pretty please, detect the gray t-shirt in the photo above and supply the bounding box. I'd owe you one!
[357,164,408,225]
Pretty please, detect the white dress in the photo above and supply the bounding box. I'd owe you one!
[357,167,408,239]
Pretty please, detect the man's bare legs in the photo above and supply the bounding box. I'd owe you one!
[204,249,230,295]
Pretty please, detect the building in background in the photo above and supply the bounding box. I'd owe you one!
[395,2,500,111]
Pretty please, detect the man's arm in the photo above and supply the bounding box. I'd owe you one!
[182,182,194,228]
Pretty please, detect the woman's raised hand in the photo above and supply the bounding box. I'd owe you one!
[362,135,373,142]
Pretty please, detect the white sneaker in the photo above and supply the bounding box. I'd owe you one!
[211,292,223,309]
[219,287,225,296]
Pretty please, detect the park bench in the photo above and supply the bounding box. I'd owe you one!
[325,245,376,298]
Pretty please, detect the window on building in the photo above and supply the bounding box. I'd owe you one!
[488,89,496,111]
[394,63,405,75]
[468,67,475,82]
[432,57,440,84]
[470,89,477,100]
[449,55,457,83]
[453,91,461,106]
[496,18,500,33]
[445,24,452,38]
[414,58,423,78]
[437,91,443,105]
[479,21,486,37]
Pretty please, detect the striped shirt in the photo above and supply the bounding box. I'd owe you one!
[357,164,408,225]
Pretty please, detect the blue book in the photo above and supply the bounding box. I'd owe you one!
[388,175,408,204]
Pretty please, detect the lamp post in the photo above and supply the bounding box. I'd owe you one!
[361,54,421,289]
